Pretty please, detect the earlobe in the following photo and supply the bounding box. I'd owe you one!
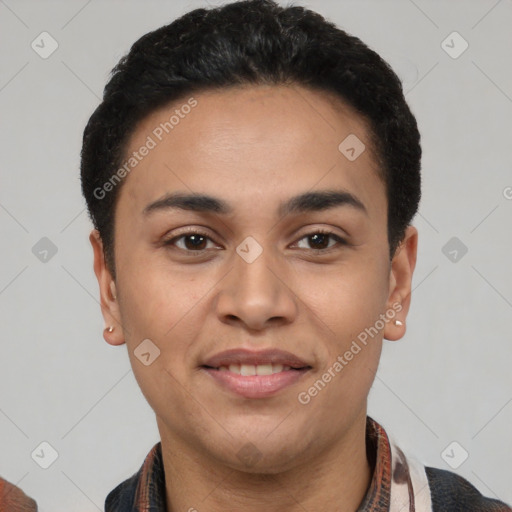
[102,323,125,346]
[89,229,126,346]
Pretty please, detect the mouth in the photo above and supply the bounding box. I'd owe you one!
[202,363,307,375]
[200,348,312,399]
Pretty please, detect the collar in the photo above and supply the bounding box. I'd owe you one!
[105,416,431,512]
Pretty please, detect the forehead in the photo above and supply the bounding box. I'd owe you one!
[116,84,385,221]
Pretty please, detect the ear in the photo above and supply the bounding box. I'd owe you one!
[89,229,126,346]
[383,225,418,341]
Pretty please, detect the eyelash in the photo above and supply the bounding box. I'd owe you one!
[161,228,347,255]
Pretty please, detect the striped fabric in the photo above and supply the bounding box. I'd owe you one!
[105,416,512,511]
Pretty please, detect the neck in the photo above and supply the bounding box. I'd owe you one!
[158,412,373,512]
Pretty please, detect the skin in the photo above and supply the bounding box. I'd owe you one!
[90,84,417,511]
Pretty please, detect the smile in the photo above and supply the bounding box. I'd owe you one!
[200,347,313,398]
[217,363,294,375]
[201,364,311,399]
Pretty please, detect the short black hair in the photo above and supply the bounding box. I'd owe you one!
[80,0,421,279]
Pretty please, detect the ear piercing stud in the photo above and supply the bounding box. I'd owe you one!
[105,326,114,333]
[394,319,403,326]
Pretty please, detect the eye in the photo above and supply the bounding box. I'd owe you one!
[161,228,347,254]
[294,230,347,252]
[162,230,217,252]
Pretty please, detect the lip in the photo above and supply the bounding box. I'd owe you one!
[202,348,311,368]
[200,348,312,399]
[201,366,310,398]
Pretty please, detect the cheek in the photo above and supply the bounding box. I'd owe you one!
[297,258,389,343]
[117,255,208,342]
[119,269,204,416]
[116,259,218,400]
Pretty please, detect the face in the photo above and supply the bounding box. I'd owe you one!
[91,84,417,472]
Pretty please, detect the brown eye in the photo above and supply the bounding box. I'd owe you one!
[295,231,346,252]
[162,231,215,252]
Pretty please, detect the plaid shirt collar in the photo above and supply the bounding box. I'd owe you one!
[105,416,412,512]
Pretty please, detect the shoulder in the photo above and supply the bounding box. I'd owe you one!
[426,466,512,512]
[104,442,164,512]
[104,471,139,511]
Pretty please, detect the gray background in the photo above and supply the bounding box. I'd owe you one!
[0,0,511,510]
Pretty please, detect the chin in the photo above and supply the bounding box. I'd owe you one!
[208,430,311,475]
[223,449,302,476]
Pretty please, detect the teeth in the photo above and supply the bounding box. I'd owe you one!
[256,364,273,375]
[240,364,256,376]
[218,364,292,375]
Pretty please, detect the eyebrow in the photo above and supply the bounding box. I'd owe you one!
[142,189,368,218]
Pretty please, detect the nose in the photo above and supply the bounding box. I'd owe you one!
[214,239,298,331]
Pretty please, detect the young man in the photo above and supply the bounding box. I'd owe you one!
[81,0,511,510]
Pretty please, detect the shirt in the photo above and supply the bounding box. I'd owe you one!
[105,416,512,511]
[0,477,38,512]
